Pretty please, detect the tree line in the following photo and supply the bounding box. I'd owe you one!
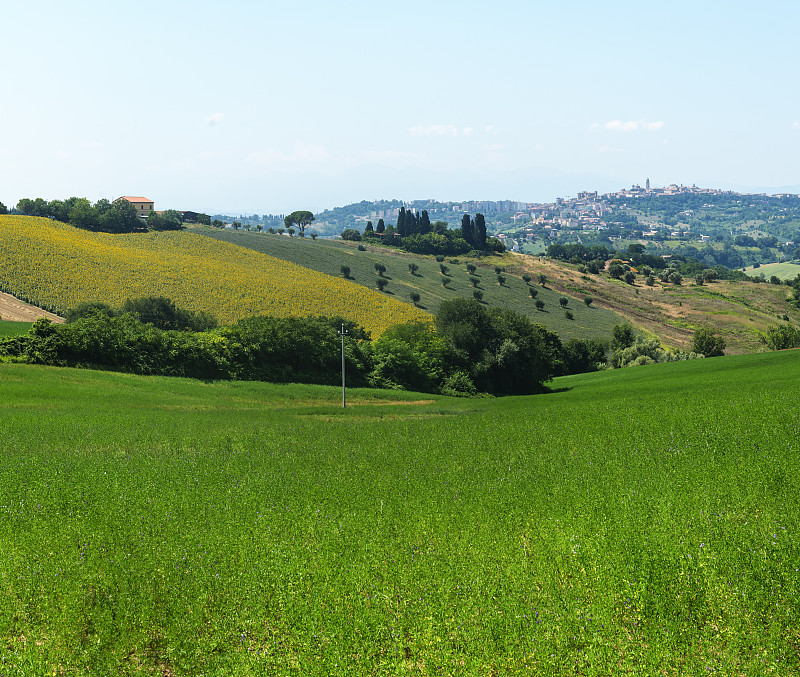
[13,197,211,233]
[0,297,624,396]
[342,211,504,257]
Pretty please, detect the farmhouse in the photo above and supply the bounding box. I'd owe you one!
[118,196,154,218]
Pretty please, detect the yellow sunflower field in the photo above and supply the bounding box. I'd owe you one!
[0,216,430,336]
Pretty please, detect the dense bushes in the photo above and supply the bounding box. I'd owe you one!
[16,197,147,234]
[1,313,370,384]
[2,300,645,395]
[760,324,800,350]
[434,298,563,394]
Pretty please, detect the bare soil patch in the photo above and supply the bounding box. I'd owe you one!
[0,292,63,323]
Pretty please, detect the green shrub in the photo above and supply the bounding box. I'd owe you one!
[340,228,362,241]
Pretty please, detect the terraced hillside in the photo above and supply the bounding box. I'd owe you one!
[0,216,428,336]
[198,229,624,341]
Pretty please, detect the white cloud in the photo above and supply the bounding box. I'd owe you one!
[792,121,800,129]
[409,124,459,137]
[362,149,424,164]
[205,112,224,126]
[591,119,664,132]
[484,143,504,152]
[409,124,493,137]
[596,145,621,153]
[533,143,544,151]
[245,141,329,166]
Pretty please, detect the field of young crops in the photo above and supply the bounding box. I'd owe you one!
[1,353,798,675]
[0,216,428,336]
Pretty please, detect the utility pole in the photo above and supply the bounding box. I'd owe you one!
[338,323,348,408]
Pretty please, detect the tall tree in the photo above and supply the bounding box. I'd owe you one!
[474,213,487,249]
[461,213,475,247]
[419,210,431,234]
[397,207,407,236]
[376,219,385,234]
[284,210,315,235]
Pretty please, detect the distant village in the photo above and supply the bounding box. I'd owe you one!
[325,181,798,253]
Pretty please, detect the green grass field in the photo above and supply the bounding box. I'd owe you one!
[0,320,31,338]
[198,230,623,341]
[745,261,800,281]
[2,355,799,675]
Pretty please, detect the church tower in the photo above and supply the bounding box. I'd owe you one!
[646,177,651,191]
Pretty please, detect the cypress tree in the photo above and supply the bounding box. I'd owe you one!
[397,207,407,236]
[365,221,374,232]
[376,219,385,233]
[419,210,431,234]
[474,213,487,249]
[461,213,474,247]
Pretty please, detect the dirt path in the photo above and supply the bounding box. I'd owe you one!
[0,292,63,323]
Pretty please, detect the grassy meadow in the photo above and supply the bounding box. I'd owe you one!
[199,230,623,341]
[0,321,31,338]
[745,261,800,281]
[1,354,799,675]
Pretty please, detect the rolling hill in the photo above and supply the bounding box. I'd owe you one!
[0,215,427,337]
[198,229,624,341]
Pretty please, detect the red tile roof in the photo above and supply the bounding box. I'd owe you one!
[118,196,153,203]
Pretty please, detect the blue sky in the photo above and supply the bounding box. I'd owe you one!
[2,0,799,214]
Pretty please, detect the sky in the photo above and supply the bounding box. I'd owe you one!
[2,0,800,215]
